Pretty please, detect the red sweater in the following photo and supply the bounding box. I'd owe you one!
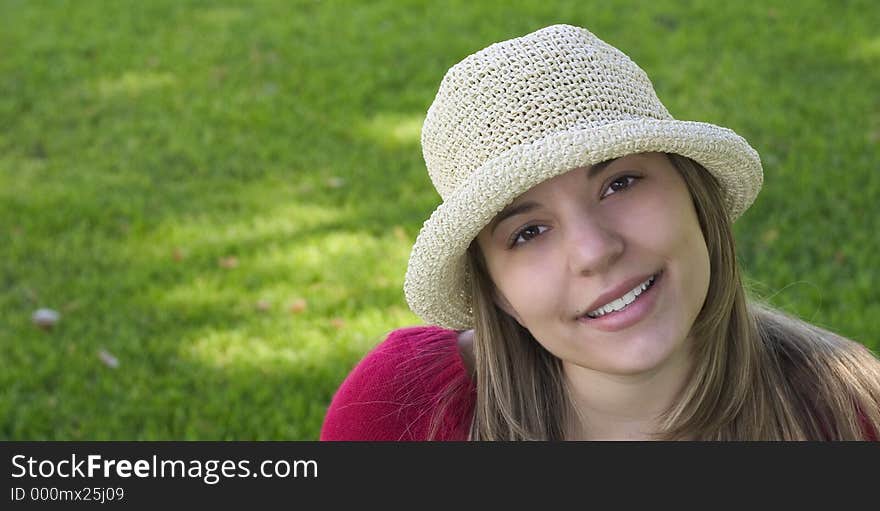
[320,326,474,441]
[320,326,878,441]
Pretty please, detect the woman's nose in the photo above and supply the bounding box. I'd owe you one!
[564,215,625,276]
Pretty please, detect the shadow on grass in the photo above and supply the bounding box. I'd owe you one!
[1,111,437,439]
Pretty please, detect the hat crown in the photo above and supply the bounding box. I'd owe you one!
[421,24,672,200]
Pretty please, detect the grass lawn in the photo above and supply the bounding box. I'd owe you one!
[1,0,878,439]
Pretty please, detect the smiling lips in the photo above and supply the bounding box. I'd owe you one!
[579,271,662,319]
[585,274,656,318]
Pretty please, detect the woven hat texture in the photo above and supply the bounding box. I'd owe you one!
[404,24,763,329]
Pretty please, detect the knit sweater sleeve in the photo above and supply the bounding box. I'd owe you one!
[320,326,475,441]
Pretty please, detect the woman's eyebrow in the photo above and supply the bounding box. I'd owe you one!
[588,158,617,178]
[488,158,618,236]
[490,201,540,236]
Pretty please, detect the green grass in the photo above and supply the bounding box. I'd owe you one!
[1,0,878,439]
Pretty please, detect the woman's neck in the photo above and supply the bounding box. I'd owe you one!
[562,346,693,441]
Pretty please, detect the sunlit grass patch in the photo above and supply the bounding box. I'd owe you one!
[356,113,425,148]
[96,71,177,97]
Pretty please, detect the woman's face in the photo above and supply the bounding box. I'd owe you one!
[475,152,710,376]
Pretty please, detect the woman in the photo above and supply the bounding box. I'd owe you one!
[320,24,880,440]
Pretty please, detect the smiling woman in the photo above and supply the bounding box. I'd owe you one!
[475,153,708,382]
[320,24,880,441]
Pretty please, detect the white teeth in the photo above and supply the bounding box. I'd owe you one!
[586,275,655,318]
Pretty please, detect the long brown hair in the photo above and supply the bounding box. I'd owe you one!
[458,153,880,440]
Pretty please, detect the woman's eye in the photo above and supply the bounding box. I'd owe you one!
[601,175,639,198]
[510,225,548,247]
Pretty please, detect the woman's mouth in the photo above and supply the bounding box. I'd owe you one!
[584,273,658,318]
[577,270,663,332]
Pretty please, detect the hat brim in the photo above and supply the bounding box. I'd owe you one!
[404,118,763,329]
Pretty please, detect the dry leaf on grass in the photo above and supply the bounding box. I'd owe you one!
[32,308,60,330]
[289,299,307,314]
[326,177,346,188]
[98,349,119,369]
[218,256,239,269]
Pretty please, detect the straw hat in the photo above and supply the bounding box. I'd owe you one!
[404,24,763,329]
